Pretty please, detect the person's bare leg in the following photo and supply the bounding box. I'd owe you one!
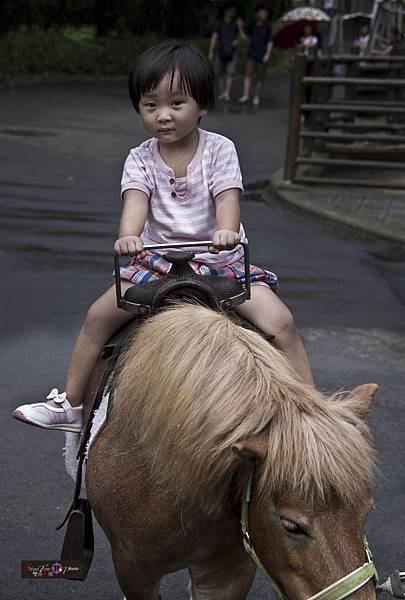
[49,282,134,407]
[219,75,225,96]
[254,80,263,99]
[243,75,252,98]
[224,74,233,97]
[236,285,314,386]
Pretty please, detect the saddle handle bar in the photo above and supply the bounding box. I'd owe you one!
[114,240,251,310]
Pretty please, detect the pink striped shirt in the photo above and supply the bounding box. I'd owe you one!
[120,128,246,266]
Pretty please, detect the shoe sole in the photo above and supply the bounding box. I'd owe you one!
[12,410,83,433]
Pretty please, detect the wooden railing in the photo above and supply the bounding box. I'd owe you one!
[283,53,405,189]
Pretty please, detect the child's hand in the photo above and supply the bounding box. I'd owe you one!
[114,236,145,258]
[209,230,240,254]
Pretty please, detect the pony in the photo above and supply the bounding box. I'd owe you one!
[86,303,378,600]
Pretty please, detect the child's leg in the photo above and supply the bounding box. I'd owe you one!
[235,285,314,387]
[13,282,134,430]
[63,281,134,406]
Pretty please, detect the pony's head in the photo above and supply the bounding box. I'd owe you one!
[112,304,377,599]
[234,383,378,599]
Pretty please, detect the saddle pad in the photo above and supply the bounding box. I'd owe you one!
[63,385,111,485]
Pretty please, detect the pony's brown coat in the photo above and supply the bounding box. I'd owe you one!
[110,304,374,513]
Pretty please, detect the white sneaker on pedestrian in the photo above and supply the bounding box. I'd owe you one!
[12,388,83,433]
[253,96,260,107]
[238,95,249,103]
[218,93,230,102]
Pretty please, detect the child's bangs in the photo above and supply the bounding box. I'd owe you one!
[143,66,193,98]
[129,43,214,112]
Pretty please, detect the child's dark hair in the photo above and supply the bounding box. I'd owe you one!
[128,43,215,113]
[255,2,268,12]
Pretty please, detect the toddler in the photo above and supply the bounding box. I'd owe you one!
[13,42,313,433]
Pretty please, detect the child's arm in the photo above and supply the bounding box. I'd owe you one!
[210,188,241,254]
[114,189,149,257]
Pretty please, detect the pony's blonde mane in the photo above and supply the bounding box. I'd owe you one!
[111,304,374,513]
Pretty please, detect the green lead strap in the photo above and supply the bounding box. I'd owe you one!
[241,463,288,600]
[307,562,378,600]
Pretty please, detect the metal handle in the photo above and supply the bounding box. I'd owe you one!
[114,240,250,309]
[376,571,405,598]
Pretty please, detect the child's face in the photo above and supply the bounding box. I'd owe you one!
[360,25,369,36]
[139,72,207,145]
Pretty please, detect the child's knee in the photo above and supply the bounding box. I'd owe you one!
[84,300,105,333]
[276,306,297,337]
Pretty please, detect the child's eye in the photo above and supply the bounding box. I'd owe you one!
[172,100,185,107]
[144,102,156,108]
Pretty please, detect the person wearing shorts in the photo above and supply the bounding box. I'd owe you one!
[239,3,273,107]
[208,3,242,102]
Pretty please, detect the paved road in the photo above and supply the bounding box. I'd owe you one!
[1,78,404,600]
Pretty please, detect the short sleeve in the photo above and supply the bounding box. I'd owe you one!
[266,23,273,43]
[209,138,244,198]
[120,148,154,199]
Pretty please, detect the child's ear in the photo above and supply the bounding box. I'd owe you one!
[199,108,208,118]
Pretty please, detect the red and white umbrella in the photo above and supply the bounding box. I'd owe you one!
[281,7,331,22]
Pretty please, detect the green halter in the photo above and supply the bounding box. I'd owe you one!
[241,463,379,600]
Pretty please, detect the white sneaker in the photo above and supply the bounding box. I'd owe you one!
[253,96,260,106]
[219,93,230,102]
[239,95,249,103]
[12,388,83,433]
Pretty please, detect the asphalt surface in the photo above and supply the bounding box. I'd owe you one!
[1,77,405,600]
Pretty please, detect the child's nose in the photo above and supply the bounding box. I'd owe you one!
[157,109,172,123]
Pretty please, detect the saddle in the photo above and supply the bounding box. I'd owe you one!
[58,242,273,580]
[114,247,250,315]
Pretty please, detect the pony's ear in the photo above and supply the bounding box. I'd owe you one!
[345,383,379,419]
[232,433,268,461]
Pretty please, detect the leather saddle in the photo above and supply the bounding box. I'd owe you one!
[115,250,249,314]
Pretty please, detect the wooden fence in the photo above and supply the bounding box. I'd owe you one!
[284,53,405,189]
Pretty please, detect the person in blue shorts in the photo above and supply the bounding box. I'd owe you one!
[208,3,243,102]
[239,3,273,107]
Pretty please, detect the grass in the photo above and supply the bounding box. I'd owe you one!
[0,27,294,86]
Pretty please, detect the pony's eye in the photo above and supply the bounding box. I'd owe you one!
[280,517,307,536]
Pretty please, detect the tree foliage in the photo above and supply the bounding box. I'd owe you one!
[0,0,290,36]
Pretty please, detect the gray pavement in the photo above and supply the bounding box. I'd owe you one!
[1,76,405,600]
[270,165,405,248]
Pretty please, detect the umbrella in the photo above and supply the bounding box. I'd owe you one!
[281,7,331,22]
[274,20,318,48]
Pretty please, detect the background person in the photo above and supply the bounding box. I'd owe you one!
[208,3,242,102]
[353,22,370,55]
[297,22,319,56]
[371,27,404,56]
[239,3,273,107]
